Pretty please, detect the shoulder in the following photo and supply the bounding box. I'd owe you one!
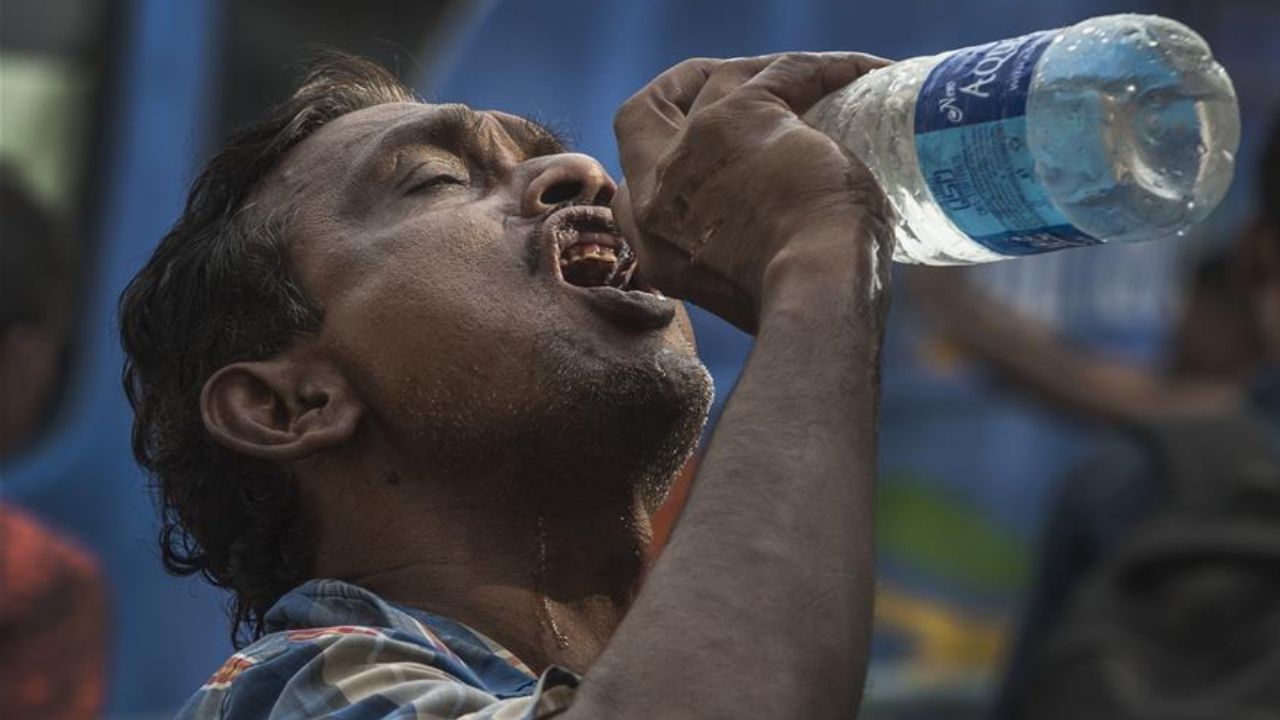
[173,579,478,720]
[172,580,578,720]
[174,622,469,720]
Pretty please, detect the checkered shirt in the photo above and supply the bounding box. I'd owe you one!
[174,579,578,720]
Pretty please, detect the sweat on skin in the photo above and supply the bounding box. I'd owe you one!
[133,52,895,720]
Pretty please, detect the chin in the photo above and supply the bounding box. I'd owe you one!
[392,320,712,509]
[538,334,714,511]
[626,350,714,511]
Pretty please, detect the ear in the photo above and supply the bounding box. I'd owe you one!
[201,357,361,461]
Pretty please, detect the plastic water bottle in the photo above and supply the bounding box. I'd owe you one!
[803,14,1240,265]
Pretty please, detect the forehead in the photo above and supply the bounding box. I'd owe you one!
[285,101,555,174]
[261,102,562,207]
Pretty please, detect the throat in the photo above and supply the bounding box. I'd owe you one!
[336,476,653,675]
[520,497,652,672]
[535,515,571,651]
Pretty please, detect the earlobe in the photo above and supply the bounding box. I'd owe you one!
[201,360,361,461]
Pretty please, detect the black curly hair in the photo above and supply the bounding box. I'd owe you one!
[119,56,416,646]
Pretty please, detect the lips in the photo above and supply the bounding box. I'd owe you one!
[537,205,675,330]
[540,206,634,288]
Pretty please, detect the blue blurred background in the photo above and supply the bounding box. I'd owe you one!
[1,0,1277,717]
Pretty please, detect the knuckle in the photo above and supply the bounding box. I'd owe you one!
[615,90,644,120]
[776,51,816,64]
[672,56,717,74]
[614,93,648,135]
[718,55,764,73]
[613,103,634,136]
[774,52,825,74]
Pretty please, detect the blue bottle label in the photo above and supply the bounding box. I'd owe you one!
[914,30,1101,255]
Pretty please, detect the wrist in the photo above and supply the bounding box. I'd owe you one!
[759,209,893,326]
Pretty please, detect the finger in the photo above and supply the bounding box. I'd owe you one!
[739,52,891,116]
[640,57,722,115]
[611,181,690,300]
[614,58,719,184]
[686,54,789,116]
[612,180,637,241]
[612,181,660,276]
[613,93,683,191]
[616,55,793,184]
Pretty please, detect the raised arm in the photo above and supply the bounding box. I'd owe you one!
[563,53,893,719]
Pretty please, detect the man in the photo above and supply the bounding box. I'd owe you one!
[0,165,79,458]
[120,52,891,719]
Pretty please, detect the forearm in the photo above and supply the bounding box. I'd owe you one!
[568,220,888,719]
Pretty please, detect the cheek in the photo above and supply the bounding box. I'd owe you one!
[320,237,561,404]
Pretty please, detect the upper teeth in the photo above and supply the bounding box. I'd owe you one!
[560,243,617,266]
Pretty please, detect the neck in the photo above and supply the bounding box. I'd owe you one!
[308,454,654,675]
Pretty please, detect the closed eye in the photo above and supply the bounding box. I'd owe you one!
[406,174,469,195]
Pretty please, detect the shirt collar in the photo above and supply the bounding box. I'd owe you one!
[264,579,538,699]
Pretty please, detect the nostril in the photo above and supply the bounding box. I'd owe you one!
[540,181,583,207]
[591,183,615,206]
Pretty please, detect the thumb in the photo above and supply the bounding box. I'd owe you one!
[612,180,638,242]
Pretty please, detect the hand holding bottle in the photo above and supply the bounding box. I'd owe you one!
[612,52,891,333]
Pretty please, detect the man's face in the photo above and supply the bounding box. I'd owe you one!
[264,102,712,504]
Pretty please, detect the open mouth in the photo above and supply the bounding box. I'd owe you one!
[541,206,641,291]
[538,205,674,331]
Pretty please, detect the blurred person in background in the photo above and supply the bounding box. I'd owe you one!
[0,165,107,720]
[120,53,892,720]
[909,114,1280,719]
[0,164,80,457]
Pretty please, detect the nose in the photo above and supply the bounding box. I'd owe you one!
[519,153,617,217]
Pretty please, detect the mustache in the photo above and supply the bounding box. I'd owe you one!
[524,200,620,275]
[547,199,621,233]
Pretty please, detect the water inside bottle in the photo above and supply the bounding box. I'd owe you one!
[1029,15,1238,245]
[804,14,1240,265]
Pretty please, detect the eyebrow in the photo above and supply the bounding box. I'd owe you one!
[363,104,570,184]
[493,111,571,158]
